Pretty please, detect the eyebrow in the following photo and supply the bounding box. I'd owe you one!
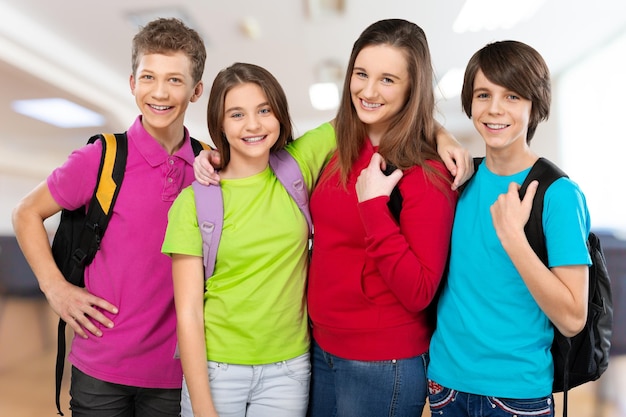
[353,66,401,80]
[224,102,271,113]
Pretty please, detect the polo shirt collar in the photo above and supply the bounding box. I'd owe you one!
[127,116,196,167]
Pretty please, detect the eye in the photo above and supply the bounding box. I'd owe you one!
[230,112,244,119]
[382,77,394,84]
[140,74,154,81]
[354,71,367,79]
[259,107,272,115]
[169,77,182,83]
[476,93,489,99]
[507,94,520,101]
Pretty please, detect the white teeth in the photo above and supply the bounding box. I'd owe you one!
[243,136,264,143]
[362,100,381,109]
[486,123,507,129]
[151,105,171,111]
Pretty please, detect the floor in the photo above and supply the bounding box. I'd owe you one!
[0,296,621,417]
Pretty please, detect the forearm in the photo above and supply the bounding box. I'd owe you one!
[172,254,218,416]
[502,232,588,336]
[359,188,455,312]
[178,315,218,417]
[12,188,65,294]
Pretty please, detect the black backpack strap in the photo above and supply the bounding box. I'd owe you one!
[55,132,127,416]
[518,157,570,417]
[519,158,568,266]
[190,137,212,156]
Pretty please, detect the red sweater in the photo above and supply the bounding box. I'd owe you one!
[308,141,457,360]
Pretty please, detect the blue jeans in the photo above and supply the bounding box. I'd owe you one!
[69,366,181,417]
[181,352,310,417]
[308,339,428,417]
[428,380,554,417]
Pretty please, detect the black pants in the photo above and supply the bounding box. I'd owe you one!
[69,366,181,417]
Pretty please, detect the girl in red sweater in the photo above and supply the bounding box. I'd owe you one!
[306,19,458,417]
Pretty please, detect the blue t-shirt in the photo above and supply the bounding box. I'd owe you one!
[428,159,591,398]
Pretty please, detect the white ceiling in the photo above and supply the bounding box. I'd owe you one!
[1,0,626,179]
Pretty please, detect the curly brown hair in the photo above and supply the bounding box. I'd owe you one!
[131,18,206,84]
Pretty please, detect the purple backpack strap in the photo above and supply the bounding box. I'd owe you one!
[269,150,312,236]
[192,181,223,280]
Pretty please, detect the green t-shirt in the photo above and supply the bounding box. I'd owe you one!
[162,123,335,364]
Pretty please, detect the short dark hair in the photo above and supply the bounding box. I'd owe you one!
[131,18,206,84]
[461,40,551,142]
[207,63,294,168]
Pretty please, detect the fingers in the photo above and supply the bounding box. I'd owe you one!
[355,154,403,202]
[53,285,118,339]
[442,153,458,178]
[451,152,475,191]
[193,150,221,185]
[208,149,222,169]
[369,152,384,169]
[521,180,539,210]
[388,168,403,183]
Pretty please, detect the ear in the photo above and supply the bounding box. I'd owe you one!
[129,74,136,95]
[190,81,204,103]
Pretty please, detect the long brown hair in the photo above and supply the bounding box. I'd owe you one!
[207,63,294,168]
[333,19,445,186]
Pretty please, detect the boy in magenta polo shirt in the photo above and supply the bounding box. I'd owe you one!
[12,18,207,416]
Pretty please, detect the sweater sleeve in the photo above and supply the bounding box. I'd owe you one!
[357,162,457,313]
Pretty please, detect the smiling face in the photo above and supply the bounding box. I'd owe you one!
[221,82,280,172]
[349,44,410,145]
[130,52,202,141]
[471,70,533,154]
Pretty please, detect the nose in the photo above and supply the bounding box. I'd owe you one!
[152,80,169,99]
[488,97,504,114]
[246,114,262,131]
[361,79,378,100]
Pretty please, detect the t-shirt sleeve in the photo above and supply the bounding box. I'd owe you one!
[162,186,203,257]
[47,140,102,210]
[544,177,592,267]
[285,122,336,193]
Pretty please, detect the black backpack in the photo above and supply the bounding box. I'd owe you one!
[516,157,612,416]
[50,132,209,416]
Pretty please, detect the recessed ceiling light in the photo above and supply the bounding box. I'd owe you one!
[11,98,105,128]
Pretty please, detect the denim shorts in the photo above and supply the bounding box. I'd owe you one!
[428,380,554,417]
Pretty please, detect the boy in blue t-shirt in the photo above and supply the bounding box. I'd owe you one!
[427,40,591,417]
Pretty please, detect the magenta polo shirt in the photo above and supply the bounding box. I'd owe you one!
[48,116,198,388]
